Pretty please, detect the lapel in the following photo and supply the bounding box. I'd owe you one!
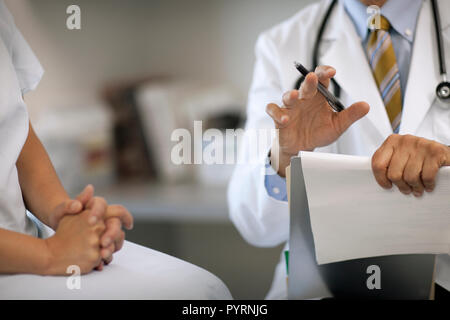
[318,1,392,140]
[400,0,440,134]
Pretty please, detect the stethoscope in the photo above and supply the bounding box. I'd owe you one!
[295,0,450,102]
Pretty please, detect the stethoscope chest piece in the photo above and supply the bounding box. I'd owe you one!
[436,81,450,101]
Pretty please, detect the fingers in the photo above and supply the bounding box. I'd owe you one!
[420,142,447,192]
[386,150,412,194]
[372,135,446,196]
[86,196,108,221]
[50,185,95,229]
[371,144,394,189]
[332,101,370,135]
[91,218,106,235]
[101,218,122,248]
[101,243,115,262]
[104,205,134,230]
[49,198,84,229]
[95,261,104,271]
[98,218,123,264]
[65,199,83,214]
[421,157,440,192]
[314,65,336,89]
[282,89,299,107]
[76,184,95,206]
[114,230,125,252]
[299,73,318,100]
[372,135,410,192]
[403,154,426,197]
[51,199,82,225]
[103,254,113,265]
[270,66,337,128]
[102,218,125,253]
[266,103,289,128]
[297,66,335,100]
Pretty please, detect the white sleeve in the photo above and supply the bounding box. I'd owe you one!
[0,0,44,95]
[10,28,44,95]
[227,33,290,247]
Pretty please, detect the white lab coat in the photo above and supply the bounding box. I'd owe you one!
[228,0,450,299]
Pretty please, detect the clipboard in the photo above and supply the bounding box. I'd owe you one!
[287,156,436,299]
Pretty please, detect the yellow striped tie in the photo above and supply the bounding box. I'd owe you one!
[367,16,402,132]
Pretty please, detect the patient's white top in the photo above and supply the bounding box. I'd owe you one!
[0,1,43,236]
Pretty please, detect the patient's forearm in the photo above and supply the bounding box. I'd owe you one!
[17,122,70,228]
[0,228,50,274]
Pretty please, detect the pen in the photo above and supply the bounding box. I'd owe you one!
[294,62,345,112]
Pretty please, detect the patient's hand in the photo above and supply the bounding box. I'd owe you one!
[49,185,95,230]
[49,185,134,269]
[85,198,133,267]
[43,209,106,275]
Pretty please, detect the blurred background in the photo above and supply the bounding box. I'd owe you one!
[6,0,315,299]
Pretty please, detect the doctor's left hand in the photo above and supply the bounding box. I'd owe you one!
[372,134,450,197]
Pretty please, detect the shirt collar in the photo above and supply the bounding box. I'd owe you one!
[342,0,423,42]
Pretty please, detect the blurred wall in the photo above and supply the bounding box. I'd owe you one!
[6,0,316,119]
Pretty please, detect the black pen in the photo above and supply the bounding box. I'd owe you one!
[294,62,345,112]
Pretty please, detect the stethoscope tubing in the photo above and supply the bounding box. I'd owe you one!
[296,0,449,101]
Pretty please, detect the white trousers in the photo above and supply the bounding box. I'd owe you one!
[0,241,233,300]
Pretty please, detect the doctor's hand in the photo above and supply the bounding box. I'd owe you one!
[372,134,450,197]
[266,66,370,176]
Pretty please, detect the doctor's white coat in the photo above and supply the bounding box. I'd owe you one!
[228,0,450,299]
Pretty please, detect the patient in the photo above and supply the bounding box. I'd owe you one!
[0,1,231,299]
[0,0,131,275]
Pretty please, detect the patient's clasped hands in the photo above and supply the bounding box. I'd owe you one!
[43,185,134,275]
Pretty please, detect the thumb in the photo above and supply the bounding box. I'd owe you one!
[333,101,370,135]
[76,184,95,207]
[50,199,83,229]
[55,199,83,215]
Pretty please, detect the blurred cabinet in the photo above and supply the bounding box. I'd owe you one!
[98,182,229,222]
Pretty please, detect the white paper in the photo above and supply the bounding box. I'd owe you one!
[300,151,450,265]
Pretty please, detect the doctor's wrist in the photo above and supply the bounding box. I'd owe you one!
[269,144,296,177]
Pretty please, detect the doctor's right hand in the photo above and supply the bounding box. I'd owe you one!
[266,66,370,176]
[42,209,105,275]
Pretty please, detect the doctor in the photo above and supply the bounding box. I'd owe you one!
[228,0,450,299]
